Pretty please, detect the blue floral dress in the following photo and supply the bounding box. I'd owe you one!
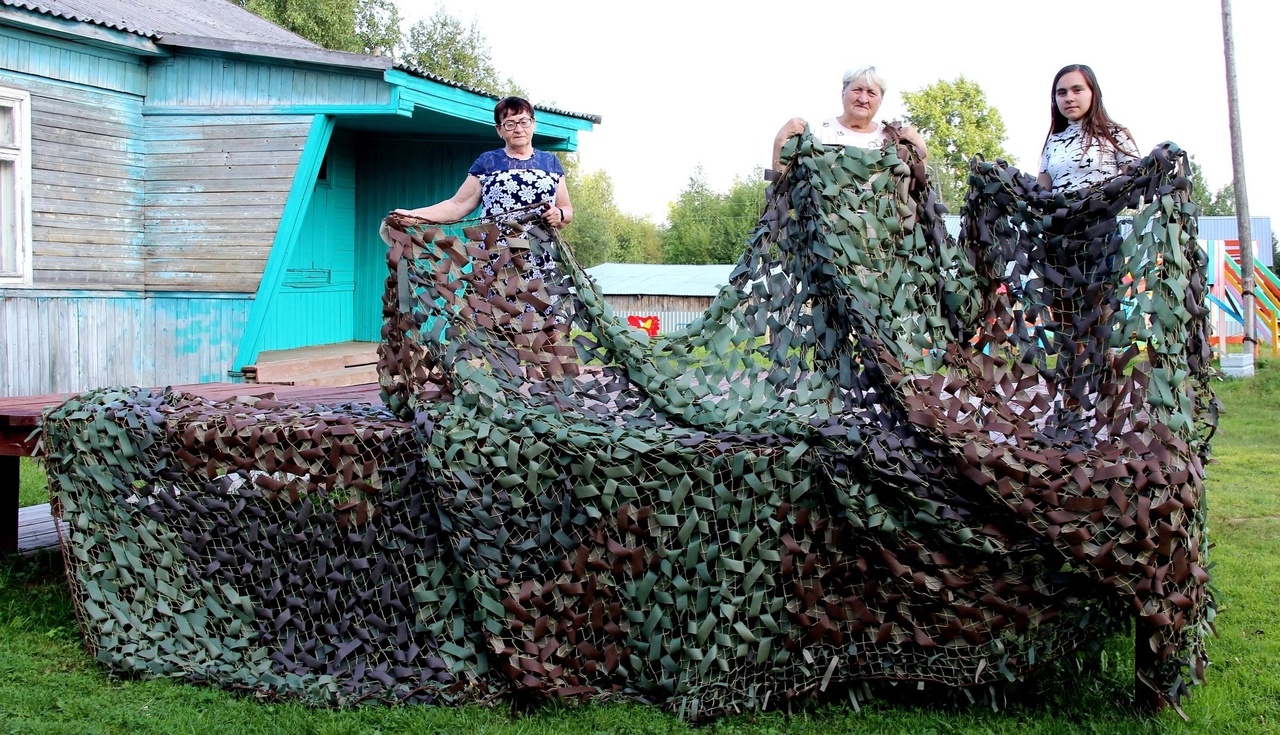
[469,149,565,223]
[468,149,566,311]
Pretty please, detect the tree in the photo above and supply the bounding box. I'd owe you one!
[354,0,402,55]
[236,0,399,54]
[615,218,664,264]
[559,154,663,266]
[902,77,1011,212]
[402,8,524,97]
[1187,157,1236,216]
[662,168,767,265]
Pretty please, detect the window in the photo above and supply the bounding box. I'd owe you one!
[1,87,31,286]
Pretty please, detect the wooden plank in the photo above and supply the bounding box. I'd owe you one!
[147,165,295,182]
[26,85,144,122]
[35,184,143,206]
[31,255,145,272]
[143,191,288,207]
[33,226,141,246]
[32,138,141,167]
[17,502,65,555]
[35,169,145,194]
[31,126,140,154]
[32,104,143,139]
[146,179,301,194]
[148,151,307,169]
[143,272,262,291]
[143,219,280,234]
[145,117,313,134]
[30,241,143,258]
[145,258,266,274]
[146,245,273,260]
[32,211,143,232]
[33,190,143,211]
[143,204,288,220]
[31,270,141,289]
[33,154,146,180]
[147,137,308,155]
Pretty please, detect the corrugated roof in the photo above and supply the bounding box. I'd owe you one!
[3,0,602,125]
[2,0,317,46]
[586,263,735,297]
[393,59,601,124]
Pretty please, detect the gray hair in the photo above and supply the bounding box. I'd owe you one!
[842,66,886,95]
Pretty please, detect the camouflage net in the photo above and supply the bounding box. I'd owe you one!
[43,129,1216,719]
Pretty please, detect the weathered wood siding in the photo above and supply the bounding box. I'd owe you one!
[0,293,250,396]
[146,55,390,109]
[143,114,312,292]
[352,137,493,342]
[606,294,714,313]
[1,27,148,291]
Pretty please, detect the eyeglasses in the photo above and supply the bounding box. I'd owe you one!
[500,117,534,131]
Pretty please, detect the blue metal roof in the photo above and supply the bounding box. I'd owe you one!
[586,264,735,298]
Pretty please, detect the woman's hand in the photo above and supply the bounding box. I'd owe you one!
[775,117,807,145]
[544,204,567,228]
[772,117,808,171]
[898,126,929,161]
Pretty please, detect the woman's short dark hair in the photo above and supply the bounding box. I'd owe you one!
[494,96,535,125]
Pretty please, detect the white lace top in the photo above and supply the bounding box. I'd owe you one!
[1039,122,1138,191]
[815,119,887,149]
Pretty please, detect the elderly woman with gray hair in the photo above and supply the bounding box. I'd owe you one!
[772,65,928,170]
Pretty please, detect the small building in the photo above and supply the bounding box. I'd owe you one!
[1196,216,1273,267]
[585,263,734,335]
[0,0,598,396]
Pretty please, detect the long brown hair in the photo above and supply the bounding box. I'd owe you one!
[1043,64,1136,157]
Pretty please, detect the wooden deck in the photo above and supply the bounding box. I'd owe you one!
[1,381,383,555]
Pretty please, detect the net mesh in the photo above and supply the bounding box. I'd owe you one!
[43,129,1216,718]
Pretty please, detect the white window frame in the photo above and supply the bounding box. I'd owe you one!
[1,87,32,287]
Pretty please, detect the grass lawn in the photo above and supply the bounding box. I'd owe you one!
[3,363,1278,734]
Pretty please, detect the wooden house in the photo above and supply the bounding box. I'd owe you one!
[0,0,598,396]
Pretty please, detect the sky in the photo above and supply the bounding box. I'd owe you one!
[400,0,1277,227]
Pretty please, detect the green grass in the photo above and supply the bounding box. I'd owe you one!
[19,457,48,507]
[4,364,1279,734]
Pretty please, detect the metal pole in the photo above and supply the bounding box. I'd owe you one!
[1222,0,1256,354]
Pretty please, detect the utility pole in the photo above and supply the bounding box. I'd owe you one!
[1222,0,1256,356]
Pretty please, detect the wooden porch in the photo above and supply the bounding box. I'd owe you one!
[1,381,383,556]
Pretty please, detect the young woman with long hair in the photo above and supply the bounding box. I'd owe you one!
[1037,64,1138,191]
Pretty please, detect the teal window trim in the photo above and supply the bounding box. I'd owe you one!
[232,114,336,371]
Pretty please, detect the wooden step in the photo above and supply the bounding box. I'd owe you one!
[286,364,381,387]
[246,343,379,383]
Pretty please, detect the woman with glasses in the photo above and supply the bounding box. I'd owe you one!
[1037,64,1138,191]
[396,96,573,229]
[771,66,927,170]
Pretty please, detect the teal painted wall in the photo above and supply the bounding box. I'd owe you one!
[352,137,491,341]
[257,139,358,351]
[0,292,250,397]
[146,55,390,110]
[0,25,147,95]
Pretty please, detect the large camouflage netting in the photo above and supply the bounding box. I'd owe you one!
[43,128,1216,719]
